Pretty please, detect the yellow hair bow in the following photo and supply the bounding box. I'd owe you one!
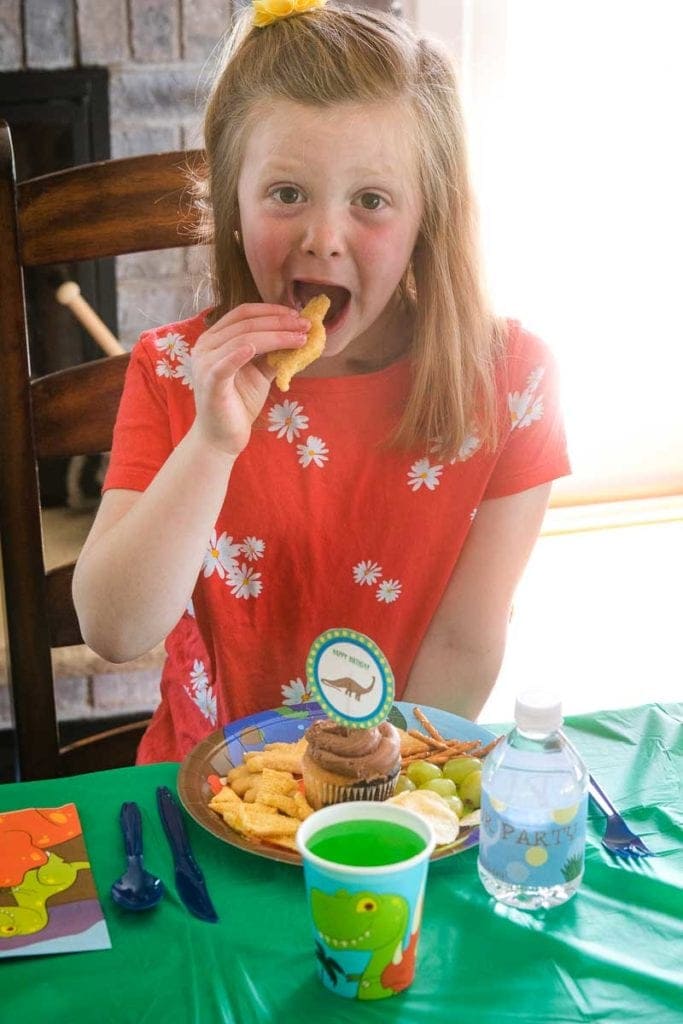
[252,0,327,29]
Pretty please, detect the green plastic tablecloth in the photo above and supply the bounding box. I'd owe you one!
[2,702,681,1023]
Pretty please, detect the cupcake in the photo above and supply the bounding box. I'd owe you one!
[302,720,401,810]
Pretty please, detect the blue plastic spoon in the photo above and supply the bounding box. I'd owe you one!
[111,801,165,911]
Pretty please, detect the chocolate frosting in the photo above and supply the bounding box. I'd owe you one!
[304,720,400,780]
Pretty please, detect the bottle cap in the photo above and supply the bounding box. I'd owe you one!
[514,690,563,733]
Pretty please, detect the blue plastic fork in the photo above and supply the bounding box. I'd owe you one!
[588,774,654,859]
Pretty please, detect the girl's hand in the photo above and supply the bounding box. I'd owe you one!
[189,303,310,456]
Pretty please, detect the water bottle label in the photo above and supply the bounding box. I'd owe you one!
[479,792,587,889]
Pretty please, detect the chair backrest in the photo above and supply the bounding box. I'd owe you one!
[0,120,203,780]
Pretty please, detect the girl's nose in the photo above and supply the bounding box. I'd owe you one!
[300,211,344,259]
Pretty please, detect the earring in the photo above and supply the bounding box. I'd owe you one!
[233,228,242,250]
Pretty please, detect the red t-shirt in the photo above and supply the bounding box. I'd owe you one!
[103,311,570,763]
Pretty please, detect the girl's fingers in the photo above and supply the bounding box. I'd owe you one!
[204,303,301,335]
[198,330,309,370]
[198,314,310,352]
[202,343,256,387]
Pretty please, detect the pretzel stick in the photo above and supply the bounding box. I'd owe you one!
[401,743,477,766]
[413,707,446,743]
[471,735,504,758]
[407,729,447,750]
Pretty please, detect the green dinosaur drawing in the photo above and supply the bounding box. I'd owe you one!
[562,853,584,882]
[0,851,89,938]
[311,888,409,1000]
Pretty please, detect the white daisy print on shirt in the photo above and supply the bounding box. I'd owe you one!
[281,677,314,705]
[155,360,175,379]
[155,331,189,361]
[268,399,309,442]
[240,536,265,561]
[526,366,546,390]
[203,530,241,579]
[377,579,402,603]
[173,350,194,389]
[407,458,443,491]
[509,389,544,430]
[185,659,217,725]
[227,562,263,599]
[432,433,481,465]
[353,560,383,586]
[453,434,481,463]
[509,364,546,430]
[297,435,329,468]
[154,331,190,382]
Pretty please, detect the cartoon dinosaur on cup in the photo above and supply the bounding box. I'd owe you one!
[320,676,375,701]
[0,851,89,938]
[311,888,411,1000]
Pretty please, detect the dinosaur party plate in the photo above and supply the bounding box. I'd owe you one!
[177,701,494,866]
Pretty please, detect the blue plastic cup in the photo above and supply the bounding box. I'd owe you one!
[297,801,435,1000]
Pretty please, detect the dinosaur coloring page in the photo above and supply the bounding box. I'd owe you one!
[0,803,110,958]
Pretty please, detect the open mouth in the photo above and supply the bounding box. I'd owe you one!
[291,280,351,328]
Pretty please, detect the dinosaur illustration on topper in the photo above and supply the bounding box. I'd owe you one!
[321,676,375,701]
[306,628,394,728]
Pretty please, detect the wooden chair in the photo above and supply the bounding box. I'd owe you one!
[0,120,203,780]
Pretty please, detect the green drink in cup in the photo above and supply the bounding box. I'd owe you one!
[297,801,436,1000]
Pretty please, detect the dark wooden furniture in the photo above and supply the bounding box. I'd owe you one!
[0,120,203,780]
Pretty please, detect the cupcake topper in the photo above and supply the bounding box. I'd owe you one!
[306,628,394,728]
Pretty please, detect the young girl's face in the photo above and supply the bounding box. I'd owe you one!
[236,98,423,374]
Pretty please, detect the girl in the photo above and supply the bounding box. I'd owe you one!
[73,1,570,764]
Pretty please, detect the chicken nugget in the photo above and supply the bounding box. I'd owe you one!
[256,768,297,796]
[267,294,330,392]
[264,739,308,756]
[230,773,256,797]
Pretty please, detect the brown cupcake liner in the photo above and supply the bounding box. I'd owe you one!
[304,768,399,810]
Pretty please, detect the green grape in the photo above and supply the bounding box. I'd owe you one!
[458,769,482,810]
[406,760,443,787]
[394,773,416,794]
[420,777,457,798]
[443,794,465,818]
[442,756,482,785]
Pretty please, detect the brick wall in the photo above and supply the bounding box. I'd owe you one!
[0,0,401,346]
[1,0,236,346]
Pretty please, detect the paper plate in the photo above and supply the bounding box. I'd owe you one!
[177,701,494,866]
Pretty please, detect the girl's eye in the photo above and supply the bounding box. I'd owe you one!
[358,192,384,210]
[272,186,302,205]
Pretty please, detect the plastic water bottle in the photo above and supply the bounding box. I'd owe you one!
[477,691,588,910]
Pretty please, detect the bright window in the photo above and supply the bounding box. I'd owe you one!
[407,0,683,505]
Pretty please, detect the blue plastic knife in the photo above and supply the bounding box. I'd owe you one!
[156,786,219,923]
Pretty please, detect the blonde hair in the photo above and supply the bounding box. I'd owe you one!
[196,4,506,457]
